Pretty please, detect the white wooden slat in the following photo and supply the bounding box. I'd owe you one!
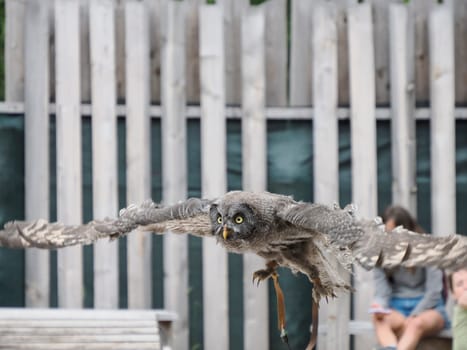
[55,0,83,309]
[125,0,152,309]
[0,328,156,336]
[199,4,229,350]
[5,0,25,102]
[89,0,119,309]
[0,308,175,320]
[289,0,313,106]
[312,3,350,350]
[390,3,417,212]
[0,334,159,343]
[348,2,377,349]
[265,0,287,107]
[160,1,189,349]
[241,7,269,350]
[429,4,456,237]
[0,344,160,350]
[23,0,50,308]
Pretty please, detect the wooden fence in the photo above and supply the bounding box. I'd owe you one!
[3,0,466,349]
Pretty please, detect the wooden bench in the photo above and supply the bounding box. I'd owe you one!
[318,320,452,350]
[0,308,177,350]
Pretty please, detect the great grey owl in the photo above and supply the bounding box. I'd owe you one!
[1,191,466,348]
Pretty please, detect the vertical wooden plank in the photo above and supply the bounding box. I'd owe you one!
[348,2,377,349]
[90,0,119,309]
[429,4,456,237]
[185,0,201,104]
[24,0,50,308]
[265,0,287,107]
[5,0,25,102]
[220,0,248,105]
[125,0,152,309]
[411,0,433,104]
[335,0,350,106]
[161,1,188,349]
[55,0,83,308]
[199,5,229,350]
[115,1,125,101]
[454,0,467,104]
[242,6,269,350]
[373,0,390,106]
[289,0,312,106]
[144,0,162,103]
[390,3,417,212]
[312,3,350,349]
[80,0,91,103]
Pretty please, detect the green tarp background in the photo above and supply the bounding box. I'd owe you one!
[1,114,466,349]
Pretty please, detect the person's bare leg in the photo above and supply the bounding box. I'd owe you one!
[397,310,444,350]
[372,310,406,347]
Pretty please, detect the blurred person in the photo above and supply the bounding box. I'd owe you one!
[449,268,467,350]
[369,205,449,350]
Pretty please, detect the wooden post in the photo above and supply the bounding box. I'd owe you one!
[348,2,377,348]
[125,0,152,309]
[312,3,350,349]
[242,6,269,350]
[161,1,189,349]
[289,0,312,106]
[90,0,119,309]
[199,4,229,350]
[390,3,417,213]
[55,0,83,308]
[24,0,50,308]
[429,4,456,237]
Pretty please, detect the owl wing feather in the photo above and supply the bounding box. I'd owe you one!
[277,201,467,273]
[0,197,214,249]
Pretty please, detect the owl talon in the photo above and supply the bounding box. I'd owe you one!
[252,269,273,286]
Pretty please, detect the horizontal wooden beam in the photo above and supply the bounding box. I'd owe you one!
[1,101,467,120]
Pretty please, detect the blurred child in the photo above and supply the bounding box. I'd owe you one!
[449,268,467,350]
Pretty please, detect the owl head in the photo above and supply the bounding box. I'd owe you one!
[209,201,257,243]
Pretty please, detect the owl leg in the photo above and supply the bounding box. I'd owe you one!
[251,260,278,285]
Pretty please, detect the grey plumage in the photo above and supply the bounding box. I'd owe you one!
[1,190,466,302]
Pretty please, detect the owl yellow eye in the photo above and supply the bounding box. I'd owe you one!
[217,215,223,224]
[235,215,244,224]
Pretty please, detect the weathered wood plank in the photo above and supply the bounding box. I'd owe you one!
[312,3,350,349]
[80,0,91,102]
[241,6,269,350]
[0,334,159,343]
[55,0,83,309]
[185,0,201,104]
[5,0,25,102]
[0,344,160,350]
[125,0,152,309]
[89,0,119,309]
[389,3,417,212]
[289,0,312,106]
[221,0,248,104]
[454,0,467,104]
[144,0,162,103]
[199,4,229,350]
[23,0,50,308]
[160,1,189,349]
[429,4,456,237]
[348,2,377,349]
[265,0,287,107]
[373,0,390,105]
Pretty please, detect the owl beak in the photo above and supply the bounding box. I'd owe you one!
[223,225,230,240]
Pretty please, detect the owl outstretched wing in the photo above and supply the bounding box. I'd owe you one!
[277,201,467,273]
[0,198,213,249]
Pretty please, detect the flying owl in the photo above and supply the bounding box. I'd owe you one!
[1,191,466,348]
[2,191,465,285]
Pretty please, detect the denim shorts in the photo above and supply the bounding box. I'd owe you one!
[389,296,451,329]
